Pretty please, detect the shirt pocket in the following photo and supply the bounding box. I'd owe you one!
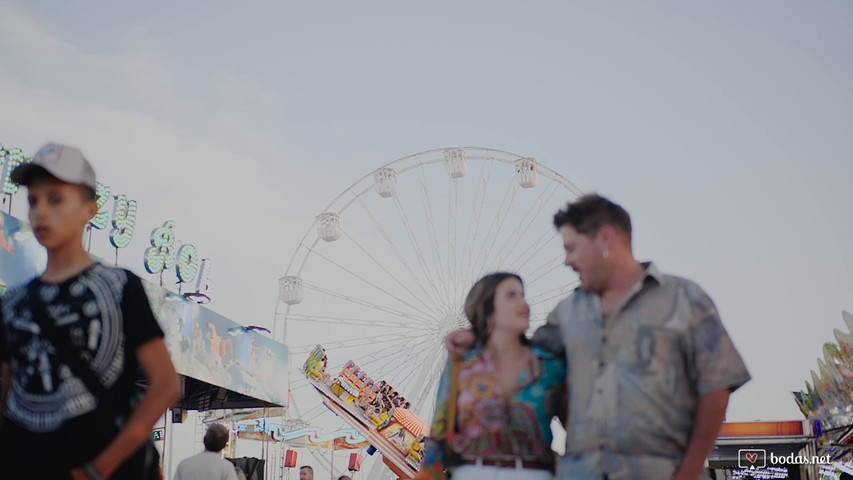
[623,325,684,393]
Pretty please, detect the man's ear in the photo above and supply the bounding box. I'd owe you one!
[596,224,616,250]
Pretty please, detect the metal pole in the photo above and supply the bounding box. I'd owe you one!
[330,443,335,480]
[166,411,175,480]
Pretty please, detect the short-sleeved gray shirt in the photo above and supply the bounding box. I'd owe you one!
[532,262,751,480]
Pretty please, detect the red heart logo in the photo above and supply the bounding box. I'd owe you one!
[745,452,758,464]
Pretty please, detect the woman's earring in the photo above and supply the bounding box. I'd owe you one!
[602,249,610,259]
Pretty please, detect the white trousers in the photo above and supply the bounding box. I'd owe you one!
[452,464,554,480]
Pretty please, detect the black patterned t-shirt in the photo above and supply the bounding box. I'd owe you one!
[0,263,164,474]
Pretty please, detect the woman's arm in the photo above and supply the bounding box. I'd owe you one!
[71,338,181,479]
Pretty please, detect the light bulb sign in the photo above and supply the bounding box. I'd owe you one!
[144,221,177,274]
[89,183,112,230]
[109,194,137,249]
[1,145,30,195]
[176,244,200,283]
[144,220,205,286]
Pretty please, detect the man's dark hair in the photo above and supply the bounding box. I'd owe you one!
[337,476,353,480]
[553,193,632,238]
[203,424,230,452]
[301,466,314,473]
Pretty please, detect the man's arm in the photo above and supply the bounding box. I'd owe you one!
[671,388,730,480]
[445,329,475,360]
[530,307,566,357]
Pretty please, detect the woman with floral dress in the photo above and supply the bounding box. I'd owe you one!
[421,272,566,480]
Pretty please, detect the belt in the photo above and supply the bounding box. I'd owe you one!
[459,457,553,471]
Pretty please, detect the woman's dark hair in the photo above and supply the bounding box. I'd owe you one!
[464,272,528,346]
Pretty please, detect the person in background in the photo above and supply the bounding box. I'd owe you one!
[299,465,314,480]
[173,424,238,480]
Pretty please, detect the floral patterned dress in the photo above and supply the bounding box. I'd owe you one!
[423,345,566,473]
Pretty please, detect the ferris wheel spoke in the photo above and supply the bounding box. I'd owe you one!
[505,228,559,274]
[536,288,577,304]
[525,283,575,305]
[469,181,519,283]
[391,194,448,306]
[306,331,428,353]
[354,196,446,311]
[464,176,515,287]
[339,229,441,314]
[367,356,434,397]
[415,164,451,301]
[372,340,441,398]
[403,345,448,409]
[521,253,570,288]
[301,282,436,324]
[370,337,435,368]
[484,180,561,274]
[301,244,437,319]
[361,341,437,382]
[459,159,495,290]
[500,184,557,271]
[362,333,438,371]
[446,177,460,305]
[281,313,432,331]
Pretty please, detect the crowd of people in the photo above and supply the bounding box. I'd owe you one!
[0,141,751,480]
[322,359,413,429]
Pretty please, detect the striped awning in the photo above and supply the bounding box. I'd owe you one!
[393,408,430,438]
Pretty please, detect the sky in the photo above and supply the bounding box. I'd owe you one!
[1,0,852,476]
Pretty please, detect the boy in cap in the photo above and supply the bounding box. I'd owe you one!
[0,143,181,479]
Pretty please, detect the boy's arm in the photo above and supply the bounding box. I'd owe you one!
[0,304,10,428]
[72,338,181,480]
[0,362,10,428]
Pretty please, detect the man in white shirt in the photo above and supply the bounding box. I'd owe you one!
[174,424,239,480]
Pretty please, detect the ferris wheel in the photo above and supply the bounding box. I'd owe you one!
[274,147,582,476]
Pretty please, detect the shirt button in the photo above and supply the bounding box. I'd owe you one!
[601,336,607,343]
[597,388,603,394]
[599,361,605,368]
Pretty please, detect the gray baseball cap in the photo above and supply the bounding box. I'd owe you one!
[10,143,97,191]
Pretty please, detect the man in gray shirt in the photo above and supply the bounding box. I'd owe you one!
[174,424,239,480]
[450,194,750,480]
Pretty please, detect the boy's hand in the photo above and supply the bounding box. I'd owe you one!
[445,329,475,359]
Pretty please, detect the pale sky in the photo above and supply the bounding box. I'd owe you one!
[2,0,852,476]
